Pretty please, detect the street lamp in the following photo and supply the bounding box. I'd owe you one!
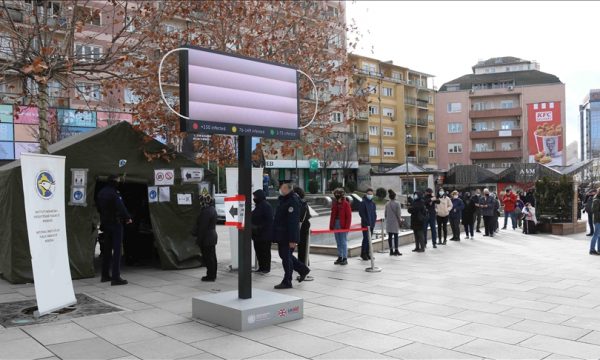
[405,133,412,198]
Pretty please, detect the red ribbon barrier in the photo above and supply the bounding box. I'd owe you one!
[310,219,383,235]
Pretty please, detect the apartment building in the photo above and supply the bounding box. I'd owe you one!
[436,57,566,170]
[348,54,437,173]
[580,89,600,161]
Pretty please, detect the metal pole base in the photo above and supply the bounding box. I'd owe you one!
[365,267,383,273]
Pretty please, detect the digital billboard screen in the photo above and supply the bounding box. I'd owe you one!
[180,47,300,139]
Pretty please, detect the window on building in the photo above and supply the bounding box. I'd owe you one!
[500,120,517,130]
[75,44,102,61]
[391,71,402,80]
[448,122,463,133]
[473,121,491,131]
[449,162,461,168]
[446,84,460,91]
[75,6,102,26]
[383,107,394,117]
[428,131,435,140]
[328,34,341,49]
[428,114,434,123]
[383,127,395,136]
[164,24,178,33]
[448,143,463,153]
[124,16,135,32]
[383,148,395,157]
[428,95,433,104]
[76,82,101,101]
[330,111,343,123]
[48,81,63,97]
[362,62,377,75]
[447,102,462,113]
[327,5,339,17]
[368,126,379,136]
[124,88,141,104]
[500,100,514,109]
[474,143,491,152]
[329,84,342,96]
[382,87,393,97]
[500,142,514,151]
[368,105,378,115]
[368,84,377,94]
[369,146,379,156]
[428,149,435,158]
[472,101,493,111]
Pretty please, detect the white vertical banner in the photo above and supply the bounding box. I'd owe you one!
[20,153,75,316]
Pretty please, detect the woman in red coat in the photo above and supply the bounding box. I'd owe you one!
[329,188,352,265]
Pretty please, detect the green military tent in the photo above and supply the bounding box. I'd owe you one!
[0,122,205,283]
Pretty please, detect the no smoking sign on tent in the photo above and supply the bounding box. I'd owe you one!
[224,195,245,229]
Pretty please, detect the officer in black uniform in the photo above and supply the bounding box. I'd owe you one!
[273,182,310,289]
[96,175,132,286]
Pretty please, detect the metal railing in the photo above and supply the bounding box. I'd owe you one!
[417,100,429,108]
[404,97,417,106]
[418,157,429,164]
[356,133,369,142]
[358,111,369,120]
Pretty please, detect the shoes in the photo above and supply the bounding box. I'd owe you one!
[360,254,369,261]
[476,230,481,233]
[412,248,418,252]
[390,249,395,256]
[590,250,599,255]
[483,234,489,237]
[394,250,402,256]
[433,244,437,248]
[416,249,425,253]
[201,276,216,282]
[254,269,270,273]
[101,275,111,283]
[587,233,593,236]
[450,238,459,241]
[334,257,342,265]
[297,270,310,282]
[274,282,292,289]
[111,278,128,286]
[339,258,348,265]
[502,227,507,230]
[465,236,469,239]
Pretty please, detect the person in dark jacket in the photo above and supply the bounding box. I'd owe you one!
[192,194,218,282]
[473,189,482,232]
[251,189,273,274]
[294,187,312,269]
[358,188,377,260]
[479,189,496,237]
[589,190,600,255]
[408,191,427,253]
[330,188,352,265]
[449,190,465,241]
[584,189,597,236]
[462,192,476,239]
[96,175,132,286]
[423,188,440,248]
[273,183,310,289]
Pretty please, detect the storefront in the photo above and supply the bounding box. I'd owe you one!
[264,159,358,193]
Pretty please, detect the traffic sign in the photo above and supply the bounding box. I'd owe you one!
[224,194,245,229]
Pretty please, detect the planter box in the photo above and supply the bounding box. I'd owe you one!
[550,221,587,236]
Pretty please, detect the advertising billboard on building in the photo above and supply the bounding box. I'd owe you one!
[180,47,300,139]
[527,101,564,166]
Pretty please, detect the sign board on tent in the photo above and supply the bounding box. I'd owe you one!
[198,182,211,196]
[181,167,204,183]
[69,186,87,206]
[179,47,300,140]
[71,169,88,186]
[20,153,76,316]
[159,186,170,202]
[148,186,158,203]
[154,169,175,186]
[177,193,192,205]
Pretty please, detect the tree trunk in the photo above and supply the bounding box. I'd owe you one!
[38,81,50,154]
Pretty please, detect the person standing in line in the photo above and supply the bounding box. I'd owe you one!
[515,194,525,229]
[584,189,597,236]
[522,202,538,235]
[251,189,273,274]
[492,193,501,233]
[473,189,483,233]
[96,175,132,286]
[501,188,518,230]
[294,187,312,266]
[590,189,600,255]
[273,183,310,289]
[329,188,352,265]
[449,190,465,241]
[480,188,496,237]
[358,188,377,260]
[435,188,453,245]
[423,188,440,248]
[462,192,476,239]
[385,189,403,256]
[192,194,218,282]
[409,191,427,252]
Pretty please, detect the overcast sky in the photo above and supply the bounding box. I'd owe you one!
[346,1,600,145]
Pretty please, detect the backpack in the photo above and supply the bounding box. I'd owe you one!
[299,200,311,224]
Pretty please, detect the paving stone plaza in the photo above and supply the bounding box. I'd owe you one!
[2,211,600,360]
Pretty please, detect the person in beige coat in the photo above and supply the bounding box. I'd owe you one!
[384,189,402,256]
[435,188,453,245]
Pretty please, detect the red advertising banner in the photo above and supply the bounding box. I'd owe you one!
[527,101,563,166]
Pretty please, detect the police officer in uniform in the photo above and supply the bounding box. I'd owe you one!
[96,175,132,286]
[273,182,310,289]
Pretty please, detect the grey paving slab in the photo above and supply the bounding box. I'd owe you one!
[345,315,414,334]
[23,322,97,345]
[563,316,600,332]
[327,328,410,353]
[0,327,29,341]
[191,334,276,359]
[120,336,204,360]
[1,337,55,360]
[384,342,481,360]
[155,321,228,344]
[73,313,131,330]
[452,323,535,345]
[396,311,468,331]
[508,319,591,341]
[454,339,549,359]
[314,346,393,359]
[495,297,558,311]
[392,325,475,349]
[500,308,573,324]
[47,337,129,360]
[217,324,300,341]
[399,301,464,316]
[577,330,600,346]
[275,317,353,338]
[450,310,522,328]
[92,322,163,345]
[123,308,189,328]
[260,333,345,358]
[246,350,307,359]
[519,334,600,359]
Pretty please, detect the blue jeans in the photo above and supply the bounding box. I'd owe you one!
[334,220,348,258]
[590,223,600,252]
[361,225,374,255]
[424,214,437,244]
[503,210,517,229]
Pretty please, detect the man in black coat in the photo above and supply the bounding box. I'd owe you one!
[96,175,132,286]
[192,194,218,282]
[273,183,310,289]
[423,188,440,248]
[408,191,427,253]
[251,189,273,273]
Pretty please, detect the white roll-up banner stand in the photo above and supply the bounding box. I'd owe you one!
[21,153,76,316]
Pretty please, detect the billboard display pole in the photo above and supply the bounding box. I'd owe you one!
[238,135,252,299]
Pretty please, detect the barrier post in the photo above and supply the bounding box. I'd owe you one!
[365,227,382,273]
[303,231,314,281]
[377,218,387,254]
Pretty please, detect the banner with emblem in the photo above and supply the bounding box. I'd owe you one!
[20,153,76,316]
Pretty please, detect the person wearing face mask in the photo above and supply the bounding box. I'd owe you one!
[473,189,483,233]
[359,188,377,260]
[522,202,538,235]
[435,188,453,245]
[462,192,476,239]
[192,194,218,282]
[408,191,427,252]
[251,189,273,274]
[479,188,496,237]
[273,183,310,289]
[449,190,465,241]
[385,189,402,256]
[501,188,518,230]
[423,188,440,248]
[329,188,352,265]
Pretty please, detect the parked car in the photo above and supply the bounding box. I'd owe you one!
[214,194,226,223]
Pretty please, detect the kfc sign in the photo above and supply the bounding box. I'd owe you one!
[536,111,553,122]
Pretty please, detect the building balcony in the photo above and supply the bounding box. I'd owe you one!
[470,149,522,160]
[404,97,417,106]
[353,68,383,78]
[417,99,429,108]
[418,137,428,146]
[357,111,369,120]
[356,133,369,142]
[407,156,417,163]
[418,157,429,164]
[405,117,428,127]
[469,107,522,119]
[358,154,370,164]
[470,128,523,139]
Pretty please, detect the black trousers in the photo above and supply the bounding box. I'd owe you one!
[200,245,217,280]
[437,216,449,241]
[413,229,425,250]
[253,240,271,271]
[450,217,461,239]
[588,214,595,234]
[475,212,482,231]
[102,223,123,279]
[298,221,310,265]
[483,215,494,236]
[278,243,309,287]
